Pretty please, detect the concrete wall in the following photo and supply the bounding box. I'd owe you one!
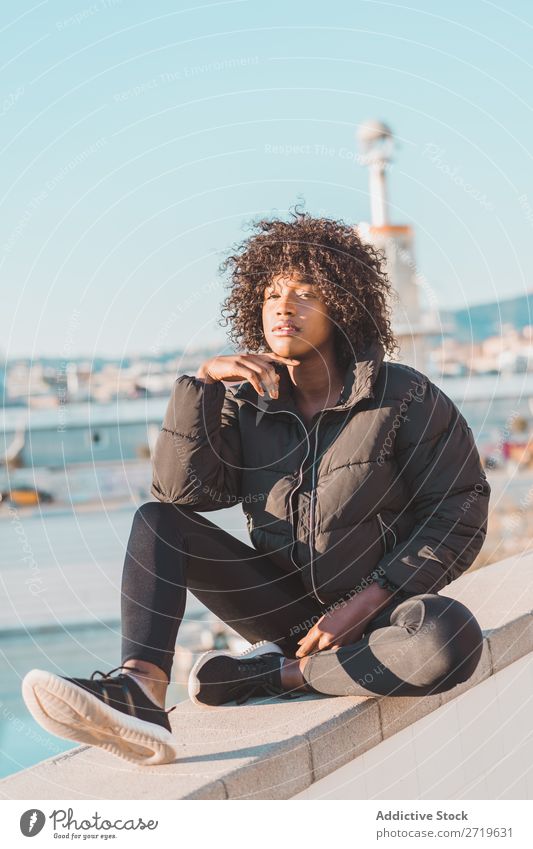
[294,652,533,799]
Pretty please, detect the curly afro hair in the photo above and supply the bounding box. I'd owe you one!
[218,204,398,367]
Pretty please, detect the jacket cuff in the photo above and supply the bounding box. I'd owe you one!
[369,568,410,597]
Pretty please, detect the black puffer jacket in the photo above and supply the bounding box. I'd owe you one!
[151,340,491,605]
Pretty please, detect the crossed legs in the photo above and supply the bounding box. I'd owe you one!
[120,502,483,706]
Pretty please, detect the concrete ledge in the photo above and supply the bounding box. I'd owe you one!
[2,554,533,800]
[486,612,533,673]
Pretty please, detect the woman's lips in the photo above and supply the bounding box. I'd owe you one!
[272,326,300,336]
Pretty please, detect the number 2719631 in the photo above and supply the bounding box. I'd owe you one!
[464,828,513,838]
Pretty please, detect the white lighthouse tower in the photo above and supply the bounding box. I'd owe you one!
[355,119,440,371]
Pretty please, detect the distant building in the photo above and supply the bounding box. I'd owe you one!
[355,119,444,372]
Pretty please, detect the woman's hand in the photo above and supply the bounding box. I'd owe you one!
[196,352,300,399]
[295,583,396,657]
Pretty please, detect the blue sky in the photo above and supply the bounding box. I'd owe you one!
[1,0,532,358]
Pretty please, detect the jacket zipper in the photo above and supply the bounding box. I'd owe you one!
[236,389,374,605]
[234,397,311,574]
[309,413,326,604]
[376,511,397,555]
[239,396,325,602]
[287,414,311,572]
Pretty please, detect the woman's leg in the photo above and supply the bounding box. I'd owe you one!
[120,501,323,703]
[295,593,484,697]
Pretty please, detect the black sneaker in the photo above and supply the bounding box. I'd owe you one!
[188,640,296,707]
[22,665,178,766]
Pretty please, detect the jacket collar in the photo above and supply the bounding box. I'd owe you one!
[227,339,385,417]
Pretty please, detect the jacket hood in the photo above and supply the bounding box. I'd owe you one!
[227,338,386,416]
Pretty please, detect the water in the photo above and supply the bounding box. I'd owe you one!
[3,376,533,474]
[0,624,133,778]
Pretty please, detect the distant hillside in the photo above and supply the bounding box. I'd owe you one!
[442,293,533,342]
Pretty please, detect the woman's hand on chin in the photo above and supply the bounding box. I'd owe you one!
[196,352,300,398]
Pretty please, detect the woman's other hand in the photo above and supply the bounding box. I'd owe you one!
[295,583,395,657]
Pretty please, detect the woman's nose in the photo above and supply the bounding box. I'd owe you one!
[276,295,297,313]
[277,305,295,316]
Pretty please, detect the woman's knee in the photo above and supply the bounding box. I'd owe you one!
[392,594,484,689]
[394,594,482,643]
[135,500,173,520]
[133,500,191,528]
[421,595,484,688]
[131,500,191,546]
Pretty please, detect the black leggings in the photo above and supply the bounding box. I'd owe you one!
[120,502,484,698]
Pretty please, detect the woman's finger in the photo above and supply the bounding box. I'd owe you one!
[238,360,279,397]
[318,633,336,652]
[233,363,278,397]
[296,625,323,657]
[295,636,314,656]
[295,635,317,657]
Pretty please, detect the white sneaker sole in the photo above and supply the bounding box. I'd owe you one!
[22,669,178,766]
[187,640,284,707]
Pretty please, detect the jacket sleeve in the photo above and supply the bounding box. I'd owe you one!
[377,375,491,595]
[150,375,243,510]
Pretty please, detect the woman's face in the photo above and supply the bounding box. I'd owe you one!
[261,272,335,360]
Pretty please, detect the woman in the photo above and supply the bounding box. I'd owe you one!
[23,208,490,767]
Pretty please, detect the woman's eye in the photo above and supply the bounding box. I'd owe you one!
[265,291,314,299]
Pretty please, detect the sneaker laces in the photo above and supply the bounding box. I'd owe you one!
[232,655,302,706]
[89,665,177,716]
